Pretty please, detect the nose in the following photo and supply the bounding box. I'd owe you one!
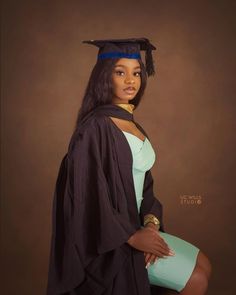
[125,75,135,84]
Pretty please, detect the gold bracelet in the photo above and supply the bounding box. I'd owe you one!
[144,215,160,227]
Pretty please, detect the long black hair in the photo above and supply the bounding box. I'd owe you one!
[75,57,147,128]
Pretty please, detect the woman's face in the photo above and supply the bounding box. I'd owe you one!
[111,58,141,104]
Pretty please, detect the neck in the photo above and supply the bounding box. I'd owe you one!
[113,102,135,114]
[93,103,134,122]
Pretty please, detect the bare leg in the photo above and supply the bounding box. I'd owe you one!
[179,251,212,295]
[196,251,212,279]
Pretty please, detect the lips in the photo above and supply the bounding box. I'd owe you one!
[124,87,136,91]
[123,87,136,95]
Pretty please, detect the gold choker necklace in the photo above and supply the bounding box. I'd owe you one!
[114,103,135,114]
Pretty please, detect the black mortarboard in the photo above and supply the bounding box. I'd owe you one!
[82,37,157,77]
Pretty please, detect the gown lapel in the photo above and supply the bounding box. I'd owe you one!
[94,103,147,228]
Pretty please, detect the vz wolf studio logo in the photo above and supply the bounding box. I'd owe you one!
[179,195,203,205]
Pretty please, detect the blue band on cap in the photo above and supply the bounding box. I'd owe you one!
[98,52,141,59]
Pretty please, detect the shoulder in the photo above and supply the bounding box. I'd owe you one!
[78,112,110,136]
[68,112,110,154]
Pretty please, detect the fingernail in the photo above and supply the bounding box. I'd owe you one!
[145,262,150,268]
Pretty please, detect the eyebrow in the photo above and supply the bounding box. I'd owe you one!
[114,64,141,69]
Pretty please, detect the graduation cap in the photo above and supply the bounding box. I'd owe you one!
[82,38,157,77]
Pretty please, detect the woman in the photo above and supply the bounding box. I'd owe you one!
[47,38,212,295]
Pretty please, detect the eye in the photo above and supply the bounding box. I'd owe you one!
[134,71,141,77]
[115,70,124,76]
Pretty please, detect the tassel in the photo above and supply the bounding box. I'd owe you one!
[145,45,156,76]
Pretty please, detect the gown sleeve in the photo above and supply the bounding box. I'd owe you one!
[70,121,137,254]
[139,169,165,232]
[47,119,137,295]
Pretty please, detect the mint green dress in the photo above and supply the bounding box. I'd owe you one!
[122,131,200,292]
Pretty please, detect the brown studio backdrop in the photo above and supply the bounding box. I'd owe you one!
[1,0,236,294]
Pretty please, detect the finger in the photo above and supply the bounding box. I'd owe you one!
[154,256,159,263]
[150,247,171,258]
[146,254,159,268]
[154,240,174,256]
[149,254,157,265]
[161,244,175,256]
[144,252,149,259]
[145,253,152,264]
[146,253,154,265]
[152,250,165,258]
[150,232,171,252]
[158,236,175,255]
[152,243,169,256]
[155,236,170,250]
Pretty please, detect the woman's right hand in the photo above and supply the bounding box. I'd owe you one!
[127,227,173,258]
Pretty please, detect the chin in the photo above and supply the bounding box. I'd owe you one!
[119,95,136,101]
[113,93,137,103]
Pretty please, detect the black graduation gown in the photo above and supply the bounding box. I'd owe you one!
[47,103,165,295]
